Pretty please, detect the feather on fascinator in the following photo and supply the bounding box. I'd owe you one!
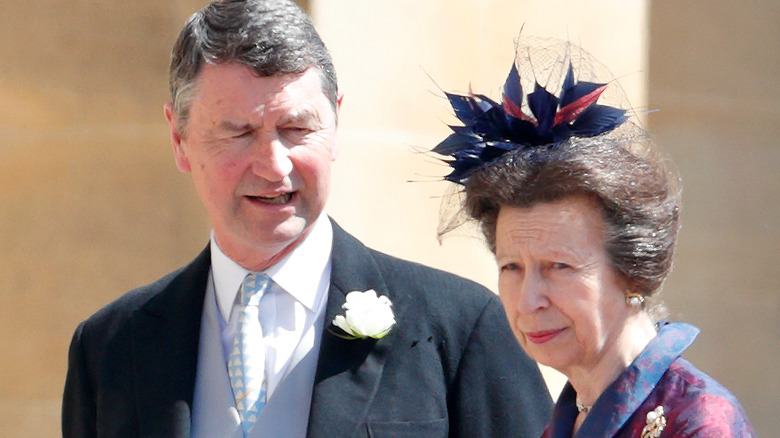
[432,38,630,185]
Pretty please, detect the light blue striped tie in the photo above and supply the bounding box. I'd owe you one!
[228,273,271,436]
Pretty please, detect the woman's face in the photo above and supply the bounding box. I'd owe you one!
[495,196,631,377]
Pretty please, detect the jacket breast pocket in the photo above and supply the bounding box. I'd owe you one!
[365,418,447,438]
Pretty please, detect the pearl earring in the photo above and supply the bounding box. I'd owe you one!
[625,291,645,309]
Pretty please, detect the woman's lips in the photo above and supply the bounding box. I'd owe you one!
[525,328,565,344]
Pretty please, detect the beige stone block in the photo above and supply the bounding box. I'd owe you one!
[0,399,61,437]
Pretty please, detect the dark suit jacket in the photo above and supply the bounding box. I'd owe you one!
[63,220,552,437]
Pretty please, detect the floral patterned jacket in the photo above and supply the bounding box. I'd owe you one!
[542,322,755,437]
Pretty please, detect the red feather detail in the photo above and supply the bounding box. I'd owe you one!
[502,95,537,124]
[553,84,608,126]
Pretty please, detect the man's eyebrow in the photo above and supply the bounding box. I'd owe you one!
[280,108,321,125]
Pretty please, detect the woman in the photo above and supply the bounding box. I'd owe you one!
[432,39,755,437]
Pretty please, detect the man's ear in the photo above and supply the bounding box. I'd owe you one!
[164,102,191,173]
[336,90,344,111]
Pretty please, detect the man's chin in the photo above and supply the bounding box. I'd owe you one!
[250,219,315,262]
[263,217,311,244]
[213,218,310,267]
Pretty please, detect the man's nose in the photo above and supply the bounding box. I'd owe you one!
[250,134,293,181]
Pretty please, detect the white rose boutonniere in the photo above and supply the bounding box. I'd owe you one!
[332,289,395,339]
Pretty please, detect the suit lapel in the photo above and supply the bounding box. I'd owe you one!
[306,221,402,438]
[131,247,211,437]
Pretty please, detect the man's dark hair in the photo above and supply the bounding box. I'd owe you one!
[168,0,337,133]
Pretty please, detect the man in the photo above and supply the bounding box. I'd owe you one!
[62,1,552,437]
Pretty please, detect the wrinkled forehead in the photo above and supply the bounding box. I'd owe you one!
[495,197,607,254]
[191,64,332,112]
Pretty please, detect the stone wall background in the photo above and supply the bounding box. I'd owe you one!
[0,1,775,436]
[647,1,779,432]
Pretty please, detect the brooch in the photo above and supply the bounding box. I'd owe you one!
[640,405,667,438]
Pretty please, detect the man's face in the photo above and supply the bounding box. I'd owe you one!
[165,63,339,270]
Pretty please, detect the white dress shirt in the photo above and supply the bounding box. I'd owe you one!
[209,213,332,400]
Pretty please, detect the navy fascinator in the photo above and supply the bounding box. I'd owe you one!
[432,38,630,185]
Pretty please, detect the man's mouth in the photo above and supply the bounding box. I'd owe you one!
[250,193,294,204]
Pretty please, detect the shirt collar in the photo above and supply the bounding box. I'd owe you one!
[210,213,333,322]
